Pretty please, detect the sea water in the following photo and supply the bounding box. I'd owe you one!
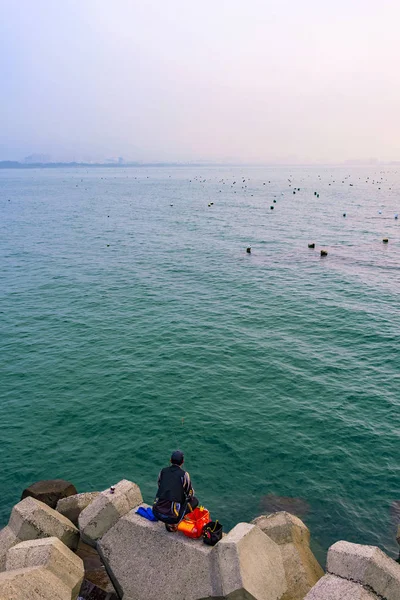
[1,165,399,562]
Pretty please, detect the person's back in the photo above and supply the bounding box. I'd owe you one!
[153,450,199,531]
[157,463,188,504]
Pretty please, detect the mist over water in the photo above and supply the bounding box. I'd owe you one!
[2,1,400,163]
[1,166,399,563]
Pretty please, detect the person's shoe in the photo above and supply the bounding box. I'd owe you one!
[165,523,178,532]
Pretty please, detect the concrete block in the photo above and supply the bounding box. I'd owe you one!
[6,537,84,598]
[57,492,100,526]
[79,480,142,546]
[304,574,378,600]
[98,505,218,600]
[21,479,77,508]
[0,526,19,571]
[0,566,71,600]
[216,522,287,600]
[253,512,323,600]
[327,540,400,600]
[98,508,288,600]
[9,496,79,550]
[253,512,310,546]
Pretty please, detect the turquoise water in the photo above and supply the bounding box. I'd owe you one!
[1,166,399,562]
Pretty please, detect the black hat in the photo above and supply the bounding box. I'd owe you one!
[171,450,184,465]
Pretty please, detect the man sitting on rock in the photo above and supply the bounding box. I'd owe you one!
[153,450,199,532]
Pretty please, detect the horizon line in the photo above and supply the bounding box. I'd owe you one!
[1,159,400,169]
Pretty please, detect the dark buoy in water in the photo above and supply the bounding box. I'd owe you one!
[107,244,110,247]
[320,249,328,256]
[383,238,389,243]
[395,214,398,220]
[308,243,315,249]
[273,199,276,203]
[314,192,317,196]
[317,193,320,198]
[270,205,274,210]
[343,213,346,217]
[293,190,296,194]
[246,247,251,254]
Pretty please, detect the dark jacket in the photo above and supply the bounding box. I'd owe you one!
[153,464,194,520]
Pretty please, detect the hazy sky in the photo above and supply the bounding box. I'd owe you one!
[1,0,399,163]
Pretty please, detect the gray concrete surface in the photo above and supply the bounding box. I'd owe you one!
[6,537,84,598]
[57,492,100,526]
[79,480,142,546]
[253,512,323,600]
[99,508,287,600]
[0,526,19,572]
[216,522,287,600]
[327,540,400,600]
[9,496,79,550]
[304,574,378,600]
[0,566,71,600]
[98,505,217,600]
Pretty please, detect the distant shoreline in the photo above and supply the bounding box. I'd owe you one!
[0,161,197,169]
[1,160,399,169]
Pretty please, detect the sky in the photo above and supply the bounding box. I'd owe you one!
[0,0,399,163]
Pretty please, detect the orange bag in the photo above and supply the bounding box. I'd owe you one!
[177,507,210,538]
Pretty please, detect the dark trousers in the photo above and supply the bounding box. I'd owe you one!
[185,496,199,515]
[153,496,199,524]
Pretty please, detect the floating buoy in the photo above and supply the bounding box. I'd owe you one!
[317,194,320,198]
[298,188,300,191]
[314,192,317,196]
[270,206,274,210]
[210,202,214,205]
[107,244,110,247]
[273,199,276,203]
[343,213,346,217]
[383,238,389,243]
[395,214,398,219]
[208,203,211,207]
[246,247,251,253]
[320,249,328,256]
[378,210,382,214]
[170,204,174,207]
[308,243,315,249]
